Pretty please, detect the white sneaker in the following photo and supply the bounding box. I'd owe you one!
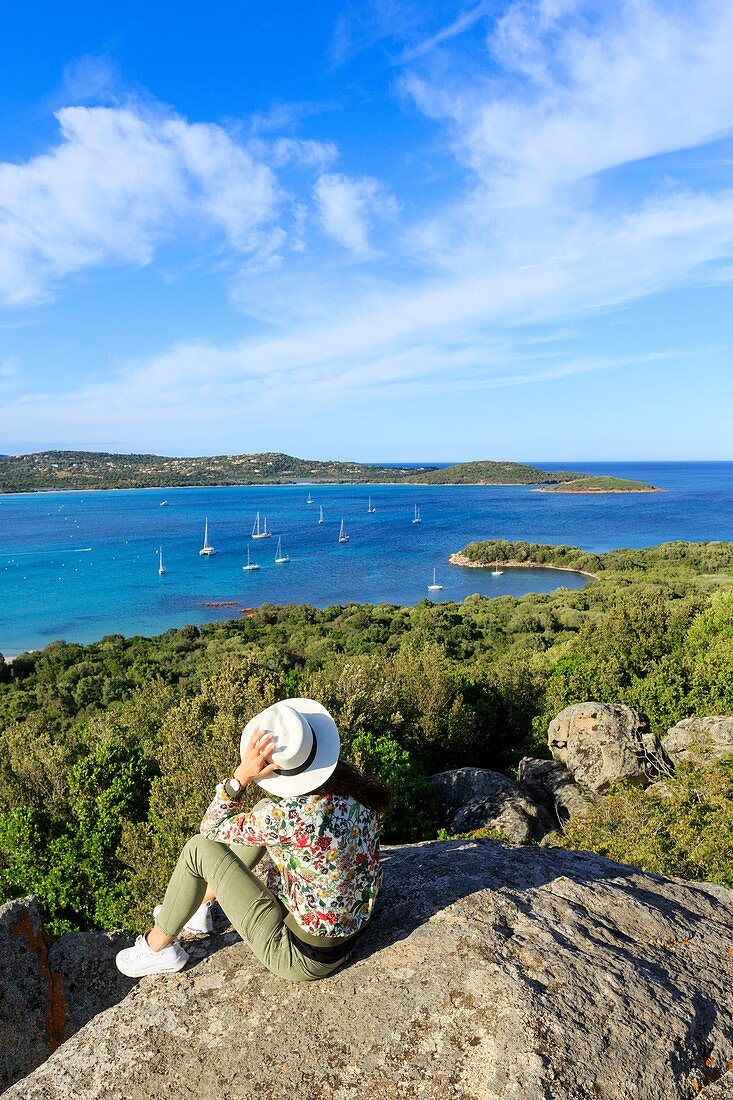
[115,934,189,978]
[153,901,214,935]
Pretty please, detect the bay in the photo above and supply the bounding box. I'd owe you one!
[1,460,732,655]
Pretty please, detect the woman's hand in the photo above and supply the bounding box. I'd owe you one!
[233,726,279,787]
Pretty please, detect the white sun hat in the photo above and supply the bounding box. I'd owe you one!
[240,698,341,798]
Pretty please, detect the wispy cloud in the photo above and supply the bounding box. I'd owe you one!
[400,2,492,62]
[405,0,733,202]
[5,179,731,444]
[329,0,425,67]
[52,55,121,108]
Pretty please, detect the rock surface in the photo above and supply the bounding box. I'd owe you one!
[663,716,733,765]
[5,839,733,1100]
[430,767,553,842]
[429,767,511,818]
[0,896,59,1091]
[516,757,597,823]
[704,1070,733,1097]
[0,898,135,1089]
[47,931,134,1042]
[548,701,667,791]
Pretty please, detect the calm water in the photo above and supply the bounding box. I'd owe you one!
[1,461,732,655]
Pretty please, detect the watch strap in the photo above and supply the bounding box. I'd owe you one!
[223,777,244,800]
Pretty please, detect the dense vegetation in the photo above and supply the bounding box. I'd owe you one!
[556,759,733,885]
[0,450,424,492]
[0,451,579,493]
[540,475,659,493]
[1,538,733,933]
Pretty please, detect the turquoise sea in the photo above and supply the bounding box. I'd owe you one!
[1,461,732,656]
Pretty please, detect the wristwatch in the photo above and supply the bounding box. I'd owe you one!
[223,776,244,800]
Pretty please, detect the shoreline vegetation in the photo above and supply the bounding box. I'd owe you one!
[449,538,733,582]
[0,450,658,494]
[538,475,661,494]
[1,537,733,935]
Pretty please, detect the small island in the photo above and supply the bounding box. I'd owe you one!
[538,475,660,494]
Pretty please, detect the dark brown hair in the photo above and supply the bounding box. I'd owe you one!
[311,761,393,816]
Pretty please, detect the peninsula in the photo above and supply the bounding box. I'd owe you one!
[0,451,656,494]
[448,537,733,579]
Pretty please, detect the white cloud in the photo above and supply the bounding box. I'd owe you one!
[55,55,120,107]
[0,105,280,304]
[314,172,399,256]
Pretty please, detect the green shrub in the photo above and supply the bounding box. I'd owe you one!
[0,740,155,933]
[554,758,733,887]
[350,731,441,843]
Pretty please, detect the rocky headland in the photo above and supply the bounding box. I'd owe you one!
[3,838,733,1100]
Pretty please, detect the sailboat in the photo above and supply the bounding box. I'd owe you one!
[412,504,422,524]
[367,496,376,514]
[307,492,315,505]
[318,504,324,524]
[158,547,167,575]
[274,536,290,564]
[242,545,260,571]
[492,561,504,576]
[427,568,443,592]
[199,518,217,556]
[251,512,272,539]
[338,518,349,543]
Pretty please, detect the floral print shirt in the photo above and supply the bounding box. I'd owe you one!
[200,787,382,938]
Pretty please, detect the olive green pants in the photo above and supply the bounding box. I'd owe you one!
[155,833,351,982]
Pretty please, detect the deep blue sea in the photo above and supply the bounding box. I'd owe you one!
[2,461,732,656]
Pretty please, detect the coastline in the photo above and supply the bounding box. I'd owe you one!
[536,487,662,495]
[449,552,598,579]
[1,479,567,497]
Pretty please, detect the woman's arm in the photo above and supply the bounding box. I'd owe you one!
[200,791,288,846]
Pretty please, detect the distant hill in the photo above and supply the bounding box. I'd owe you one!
[409,460,580,485]
[0,450,424,492]
[539,475,660,494]
[0,451,582,493]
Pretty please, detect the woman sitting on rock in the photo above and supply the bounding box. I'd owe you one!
[116,698,390,981]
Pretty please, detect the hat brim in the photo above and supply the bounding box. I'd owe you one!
[240,697,340,798]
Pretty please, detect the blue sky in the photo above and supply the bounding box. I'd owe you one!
[1,0,732,461]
